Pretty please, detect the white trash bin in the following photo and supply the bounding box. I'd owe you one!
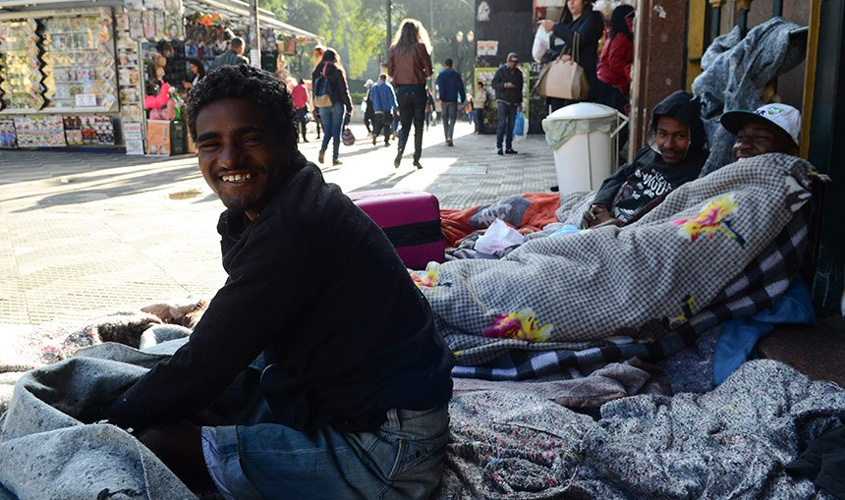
[542,102,624,200]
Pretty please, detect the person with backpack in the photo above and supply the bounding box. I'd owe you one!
[311,49,353,166]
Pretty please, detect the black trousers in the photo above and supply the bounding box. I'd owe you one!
[295,107,308,140]
[372,111,392,143]
[396,90,426,162]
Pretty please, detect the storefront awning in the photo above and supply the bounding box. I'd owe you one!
[182,0,322,43]
[0,0,322,43]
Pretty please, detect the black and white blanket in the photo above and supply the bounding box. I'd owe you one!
[413,154,817,375]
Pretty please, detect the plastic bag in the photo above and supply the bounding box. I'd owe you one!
[475,218,524,255]
[532,25,550,63]
[513,110,526,138]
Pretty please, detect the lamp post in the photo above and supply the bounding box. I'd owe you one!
[454,30,475,88]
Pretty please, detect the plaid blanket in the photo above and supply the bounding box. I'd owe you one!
[413,154,817,379]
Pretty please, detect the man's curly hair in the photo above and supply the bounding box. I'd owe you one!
[186,65,297,150]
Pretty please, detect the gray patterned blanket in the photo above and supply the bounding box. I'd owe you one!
[414,154,817,366]
[2,347,841,499]
[436,359,843,500]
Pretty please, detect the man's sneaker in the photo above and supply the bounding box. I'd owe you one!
[372,136,377,146]
[318,149,325,163]
[505,148,518,154]
[497,149,503,155]
[333,159,343,166]
[447,140,454,147]
[394,154,402,168]
[413,161,423,170]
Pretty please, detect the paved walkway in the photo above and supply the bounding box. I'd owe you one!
[0,121,560,327]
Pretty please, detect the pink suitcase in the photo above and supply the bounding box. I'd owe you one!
[348,189,446,270]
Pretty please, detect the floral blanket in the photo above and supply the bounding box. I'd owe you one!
[413,154,818,366]
[435,360,843,500]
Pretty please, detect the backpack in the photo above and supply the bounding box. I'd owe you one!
[313,64,334,107]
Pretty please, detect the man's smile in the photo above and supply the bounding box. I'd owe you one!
[220,172,253,184]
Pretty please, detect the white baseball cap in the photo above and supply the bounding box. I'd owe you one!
[720,103,801,150]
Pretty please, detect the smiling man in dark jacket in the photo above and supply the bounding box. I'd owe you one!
[584,90,708,228]
[105,65,453,500]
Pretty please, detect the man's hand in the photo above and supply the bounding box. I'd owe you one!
[583,204,613,228]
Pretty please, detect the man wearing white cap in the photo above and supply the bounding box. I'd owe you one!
[720,102,801,159]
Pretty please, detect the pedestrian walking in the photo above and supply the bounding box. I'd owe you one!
[369,74,398,146]
[387,18,433,169]
[424,88,435,130]
[311,49,354,166]
[363,79,375,136]
[435,58,466,147]
[291,78,310,142]
[491,52,524,155]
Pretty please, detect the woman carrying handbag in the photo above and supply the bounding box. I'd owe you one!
[540,0,604,112]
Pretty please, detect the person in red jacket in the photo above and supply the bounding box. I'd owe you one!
[596,4,635,114]
[291,78,310,143]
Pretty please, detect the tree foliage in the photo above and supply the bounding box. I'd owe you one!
[263,0,473,81]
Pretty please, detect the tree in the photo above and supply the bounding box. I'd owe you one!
[263,0,473,81]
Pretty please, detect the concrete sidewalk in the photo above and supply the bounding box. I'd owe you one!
[0,121,560,327]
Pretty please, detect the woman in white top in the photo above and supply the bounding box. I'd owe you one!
[472,81,488,134]
[182,58,206,90]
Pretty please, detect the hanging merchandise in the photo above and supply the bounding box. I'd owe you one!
[14,115,66,147]
[128,11,144,39]
[0,19,46,111]
[62,115,115,145]
[40,13,118,111]
[284,35,296,56]
[0,119,17,149]
[154,10,166,40]
[143,10,156,40]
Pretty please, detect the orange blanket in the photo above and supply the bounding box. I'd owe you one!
[440,193,561,247]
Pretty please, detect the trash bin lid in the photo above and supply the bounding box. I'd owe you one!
[545,102,617,121]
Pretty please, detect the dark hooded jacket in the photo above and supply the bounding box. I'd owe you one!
[593,90,708,222]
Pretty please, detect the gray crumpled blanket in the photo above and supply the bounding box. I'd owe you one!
[436,359,844,500]
[2,335,841,500]
[691,17,807,177]
[0,342,197,500]
[416,154,816,366]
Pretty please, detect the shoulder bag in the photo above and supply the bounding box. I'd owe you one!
[536,31,590,101]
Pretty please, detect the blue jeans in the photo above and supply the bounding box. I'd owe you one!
[496,101,517,150]
[474,108,485,133]
[319,102,345,161]
[205,405,450,500]
[441,101,458,142]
